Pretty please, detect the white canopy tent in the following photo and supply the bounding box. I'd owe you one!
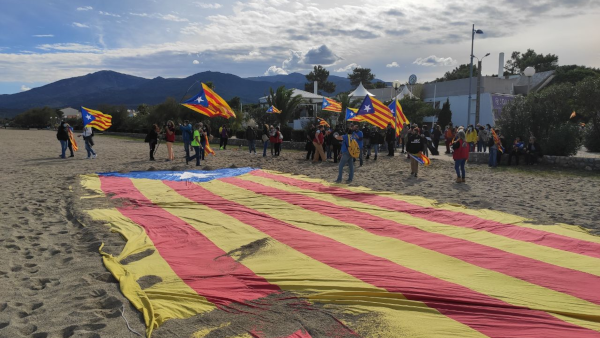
[348,82,375,97]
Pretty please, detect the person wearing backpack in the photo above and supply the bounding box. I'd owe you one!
[335,129,358,184]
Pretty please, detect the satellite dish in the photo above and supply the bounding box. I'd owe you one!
[408,74,417,85]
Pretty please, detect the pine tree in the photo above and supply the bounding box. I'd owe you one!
[437,99,452,128]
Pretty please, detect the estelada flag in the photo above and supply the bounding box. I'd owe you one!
[388,100,410,136]
[67,128,78,151]
[345,108,362,122]
[266,105,281,114]
[491,129,504,154]
[409,152,431,166]
[357,95,395,129]
[316,117,330,128]
[204,141,215,156]
[81,107,112,131]
[181,83,236,119]
[322,97,342,113]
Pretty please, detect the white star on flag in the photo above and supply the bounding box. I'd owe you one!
[170,172,217,180]
[196,96,204,103]
[86,115,92,120]
[363,105,372,113]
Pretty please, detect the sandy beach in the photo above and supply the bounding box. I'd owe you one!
[0,128,599,338]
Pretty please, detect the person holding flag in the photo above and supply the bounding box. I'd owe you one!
[407,127,428,178]
[78,126,97,159]
[312,125,326,163]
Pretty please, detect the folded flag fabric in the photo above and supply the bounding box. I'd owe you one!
[491,129,504,154]
[409,152,431,166]
[204,141,215,156]
[181,83,236,119]
[357,95,395,129]
[345,107,362,122]
[388,100,410,136]
[67,129,78,151]
[322,98,342,113]
[81,107,112,131]
[266,105,281,114]
[316,117,330,128]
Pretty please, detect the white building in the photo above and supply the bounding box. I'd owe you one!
[421,71,555,126]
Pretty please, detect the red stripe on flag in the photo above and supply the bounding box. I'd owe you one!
[167,179,599,338]
[99,176,280,306]
[252,171,600,260]
[229,176,600,306]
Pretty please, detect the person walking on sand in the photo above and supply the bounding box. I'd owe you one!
[273,127,283,156]
[180,120,192,160]
[452,130,469,183]
[335,128,355,184]
[407,127,424,177]
[78,126,97,159]
[145,124,160,161]
[56,122,69,159]
[220,124,230,150]
[65,123,76,157]
[385,123,395,157]
[261,124,270,157]
[313,125,326,163]
[186,123,203,166]
[246,125,256,154]
[165,120,175,161]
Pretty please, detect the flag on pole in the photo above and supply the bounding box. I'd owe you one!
[266,105,281,114]
[322,98,342,113]
[388,100,410,136]
[316,117,330,128]
[181,83,236,119]
[409,152,431,166]
[356,95,395,129]
[345,108,362,122]
[81,107,112,131]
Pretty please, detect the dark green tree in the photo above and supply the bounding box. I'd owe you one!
[137,104,150,116]
[348,68,376,88]
[435,64,479,82]
[304,66,336,94]
[573,77,600,151]
[97,104,128,131]
[13,106,54,128]
[374,81,387,89]
[398,98,437,125]
[437,99,452,127]
[553,65,600,85]
[504,49,558,75]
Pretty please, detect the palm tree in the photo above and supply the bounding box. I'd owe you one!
[335,92,362,126]
[266,86,304,125]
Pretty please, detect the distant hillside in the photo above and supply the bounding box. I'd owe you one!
[0,70,383,118]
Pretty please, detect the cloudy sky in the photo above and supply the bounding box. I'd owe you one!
[1,0,599,94]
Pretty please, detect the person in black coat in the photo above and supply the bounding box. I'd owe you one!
[526,136,542,165]
[145,124,160,161]
[305,125,316,160]
[331,127,342,163]
[385,123,396,156]
[246,126,257,154]
[56,122,69,159]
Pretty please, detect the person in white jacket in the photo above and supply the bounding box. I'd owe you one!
[78,126,97,159]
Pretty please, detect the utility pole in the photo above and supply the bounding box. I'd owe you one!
[475,60,482,126]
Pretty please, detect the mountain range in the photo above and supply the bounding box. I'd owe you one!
[0,70,371,118]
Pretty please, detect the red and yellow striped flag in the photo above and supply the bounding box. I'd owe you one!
[356,95,395,129]
[81,107,112,131]
[181,83,236,119]
[322,97,342,113]
[83,169,600,337]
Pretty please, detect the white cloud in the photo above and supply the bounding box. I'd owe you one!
[130,12,188,22]
[37,43,101,53]
[32,34,54,38]
[264,66,287,76]
[72,22,90,28]
[386,61,400,68]
[192,60,200,64]
[99,11,121,18]
[413,55,457,67]
[195,2,222,9]
[20,85,31,91]
[334,63,361,73]
[76,6,93,11]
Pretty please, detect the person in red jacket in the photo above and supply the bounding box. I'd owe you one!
[452,130,469,183]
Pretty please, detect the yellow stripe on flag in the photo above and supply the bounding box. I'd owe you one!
[211,178,600,331]
[130,178,486,338]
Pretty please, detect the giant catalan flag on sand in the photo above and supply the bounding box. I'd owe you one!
[81,169,600,338]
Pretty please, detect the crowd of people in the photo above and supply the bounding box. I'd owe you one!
[56,118,545,183]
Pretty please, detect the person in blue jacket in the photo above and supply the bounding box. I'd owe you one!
[179,120,193,160]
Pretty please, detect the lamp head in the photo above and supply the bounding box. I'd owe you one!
[523,66,536,77]
[484,53,490,57]
[475,29,484,34]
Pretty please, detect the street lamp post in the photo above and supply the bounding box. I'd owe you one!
[475,53,490,126]
[467,24,484,126]
[524,66,536,94]
[392,80,401,101]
